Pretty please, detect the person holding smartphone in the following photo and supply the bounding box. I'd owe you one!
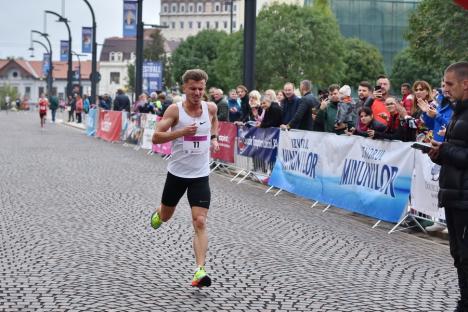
[427,62,468,311]
[368,75,391,126]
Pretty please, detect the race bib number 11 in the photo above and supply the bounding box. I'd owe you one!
[183,135,208,154]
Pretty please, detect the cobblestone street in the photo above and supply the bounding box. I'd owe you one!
[0,112,458,311]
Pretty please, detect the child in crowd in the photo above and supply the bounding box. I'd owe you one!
[335,85,356,130]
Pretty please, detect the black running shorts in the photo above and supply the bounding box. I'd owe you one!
[161,172,211,209]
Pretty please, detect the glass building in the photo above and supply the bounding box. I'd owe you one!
[307,0,421,72]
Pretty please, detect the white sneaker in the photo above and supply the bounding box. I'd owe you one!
[425,223,447,232]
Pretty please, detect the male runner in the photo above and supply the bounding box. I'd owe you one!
[151,69,219,287]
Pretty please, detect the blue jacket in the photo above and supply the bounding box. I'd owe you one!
[421,98,453,142]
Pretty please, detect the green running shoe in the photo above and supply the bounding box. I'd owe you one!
[191,267,211,287]
[150,211,162,230]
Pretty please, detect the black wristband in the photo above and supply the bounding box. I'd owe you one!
[211,134,218,140]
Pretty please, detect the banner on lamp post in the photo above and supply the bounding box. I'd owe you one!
[60,40,69,62]
[42,53,50,76]
[82,27,92,53]
[123,0,138,37]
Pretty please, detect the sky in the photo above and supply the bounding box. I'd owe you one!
[0,0,161,61]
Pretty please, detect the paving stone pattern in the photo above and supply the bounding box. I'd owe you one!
[0,112,458,311]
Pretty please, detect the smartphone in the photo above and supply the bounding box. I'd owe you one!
[411,142,432,153]
[374,85,382,91]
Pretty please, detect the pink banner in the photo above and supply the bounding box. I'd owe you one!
[211,122,237,163]
[96,110,122,142]
[152,116,172,155]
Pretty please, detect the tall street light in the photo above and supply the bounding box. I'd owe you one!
[82,0,98,105]
[135,0,168,96]
[31,30,53,97]
[45,10,73,98]
[29,40,51,96]
[71,51,87,92]
[243,0,256,91]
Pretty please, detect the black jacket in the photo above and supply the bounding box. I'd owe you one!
[240,95,252,122]
[288,92,319,131]
[260,102,283,128]
[435,99,468,209]
[113,93,131,112]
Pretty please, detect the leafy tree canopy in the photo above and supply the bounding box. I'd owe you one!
[342,38,385,90]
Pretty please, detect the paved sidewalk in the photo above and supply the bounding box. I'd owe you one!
[0,111,458,311]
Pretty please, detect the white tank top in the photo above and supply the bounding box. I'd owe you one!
[168,101,211,178]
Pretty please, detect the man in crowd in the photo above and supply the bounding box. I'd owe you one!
[316,84,347,134]
[370,75,391,126]
[281,82,300,125]
[356,81,372,112]
[427,61,468,312]
[49,92,59,123]
[151,69,220,288]
[400,82,414,115]
[280,80,318,131]
[113,89,131,112]
[212,88,229,121]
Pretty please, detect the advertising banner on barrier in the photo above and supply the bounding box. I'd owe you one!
[212,122,237,163]
[96,110,122,142]
[237,126,279,163]
[124,113,142,145]
[141,114,157,149]
[152,116,172,155]
[269,130,414,223]
[86,108,97,136]
[411,151,446,221]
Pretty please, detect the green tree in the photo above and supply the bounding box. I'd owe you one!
[126,63,135,94]
[0,84,19,110]
[144,30,173,90]
[342,38,385,89]
[213,30,244,91]
[406,0,468,75]
[391,47,441,90]
[255,3,345,90]
[171,30,228,89]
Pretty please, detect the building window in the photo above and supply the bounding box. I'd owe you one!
[38,87,44,96]
[162,21,167,27]
[171,4,177,12]
[198,4,203,12]
[215,4,220,12]
[224,21,228,28]
[215,21,219,29]
[12,71,18,78]
[233,4,237,12]
[189,4,194,12]
[25,86,31,96]
[197,21,201,29]
[233,21,236,29]
[206,21,210,29]
[180,21,184,29]
[171,21,175,28]
[110,72,120,84]
[180,4,185,12]
[163,4,168,13]
[109,52,115,61]
[189,21,193,29]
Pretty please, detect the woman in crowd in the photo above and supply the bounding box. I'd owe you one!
[75,94,83,123]
[276,90,285,108]
[248,90,264,126]
[237,85,250,123]
[418,80,453,142]
[258,93,282,128]
[67,95,75,122]
[227,89,242,122]
[351,107,386,138]
[410,80,434,141]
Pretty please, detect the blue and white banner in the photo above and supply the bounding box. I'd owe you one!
[237,126,279,163]
[269,130,414,223]
[411,151,445,221]
[86,108,97,136]
[82,27,92,53]
[60,40,69,62]
[142,61,163,93]
[123,0,137,37]
[42,53,50,75]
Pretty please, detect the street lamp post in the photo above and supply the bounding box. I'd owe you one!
[31,30,53,97]
[45,10,73,98]
[243,0,256,90]
[29,40,51,96]
[82,0,98,106]
[134,0,168,96]
[225,0,234,34]
[71,51,86,93]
